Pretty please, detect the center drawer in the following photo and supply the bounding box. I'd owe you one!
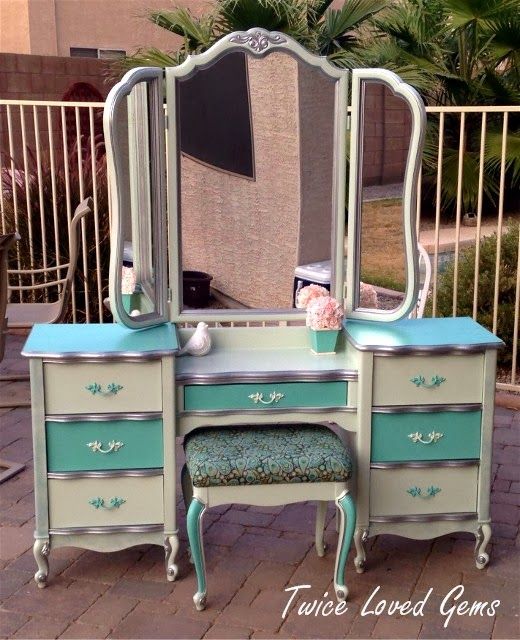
[44,361,162,414]
[46,418,163,472]
[371,410,481,462]
[48,473,164,529]
[183,381,347,412]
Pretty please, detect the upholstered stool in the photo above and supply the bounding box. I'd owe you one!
[182,424,356,611]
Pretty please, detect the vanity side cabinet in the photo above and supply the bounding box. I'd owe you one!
[344,317,503,572]
[22,323,179,587]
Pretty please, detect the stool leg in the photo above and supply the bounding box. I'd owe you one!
[187,497,207,611]
[334,490,356,602]
[315,501,327,557]
[181,466,195,564]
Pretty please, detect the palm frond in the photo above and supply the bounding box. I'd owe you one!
[485,128,520,185]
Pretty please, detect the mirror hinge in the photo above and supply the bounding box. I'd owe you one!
[346,114,351,130]
[343,281,348,301]
[167,287,172,303]
[164,114,169,130]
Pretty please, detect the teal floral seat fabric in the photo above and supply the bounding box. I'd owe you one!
[184,424,352,487]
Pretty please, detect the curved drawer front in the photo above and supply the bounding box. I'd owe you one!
[48,475,164,528]
[44,361,162,414]
[373,354,483,406]
[183,381,348,412]
[46,419,163,472]
[370,465,478,517]
[371,411,481,462]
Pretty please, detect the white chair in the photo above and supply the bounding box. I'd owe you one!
[6,198,92,328]
[410,243,432,319]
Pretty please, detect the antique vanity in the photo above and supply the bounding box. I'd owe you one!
[22,29,503,588]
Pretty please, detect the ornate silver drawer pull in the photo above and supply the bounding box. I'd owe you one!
[87,440,124,454]
[248,391,285,405]
[410,375,446,389]
[88,496,126,509]
[85,383,124,396]
[408,431,443,445]
[407,486,441,498]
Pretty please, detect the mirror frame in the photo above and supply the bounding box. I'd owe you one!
[104,67,169,329]
[166,28,348,323]
[345,68,426,322]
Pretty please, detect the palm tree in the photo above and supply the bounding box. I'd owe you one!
[369,0,520,215]
[121,0,387,70]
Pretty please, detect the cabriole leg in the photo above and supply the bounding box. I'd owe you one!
[187,498,207,611]
[475,524,491,569]
[353,527,367,574]
[334,491,356,602]
[315,501,328,557]
[33,538,50,588]
[165,534,179,581]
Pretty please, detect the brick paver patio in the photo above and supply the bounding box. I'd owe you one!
[1,333,518,640]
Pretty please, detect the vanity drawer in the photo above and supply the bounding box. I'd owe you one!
[370,465,478,517]
[371,410,481,462]
[44,361,162,414]
[373,354,483,406]
[48,474,164,529]
[46,418,163,472]
[183,381,347,412]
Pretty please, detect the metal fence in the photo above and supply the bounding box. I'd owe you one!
[1,99,518,390]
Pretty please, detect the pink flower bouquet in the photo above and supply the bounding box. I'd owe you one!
[295,284,328,309]
[306,295,344,330]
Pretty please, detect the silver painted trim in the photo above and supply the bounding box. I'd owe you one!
[371,460,478,469]
[29,351,177,362]
[346,335,502,354]
[373,404,482,414]
[177,370,358,383]
[50,524,164,535]
[181,406,356,417]
[45,412,163,422]
[48,468,163,480]
[370,512,476,523]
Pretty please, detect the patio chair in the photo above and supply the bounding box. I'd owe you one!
[409,243,432,319]
[0,233,18,362]
[6,198,92,328]
[182,423,356,611]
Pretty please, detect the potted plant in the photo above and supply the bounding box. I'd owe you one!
[296,285,344,354]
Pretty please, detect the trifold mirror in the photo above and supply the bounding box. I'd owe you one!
[104,28,425,329]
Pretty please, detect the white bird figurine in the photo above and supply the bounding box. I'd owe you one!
[178,322,212,357]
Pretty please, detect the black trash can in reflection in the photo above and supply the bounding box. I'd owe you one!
[183,271,213,308]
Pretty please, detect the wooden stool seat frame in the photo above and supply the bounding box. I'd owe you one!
[183,468,356,611]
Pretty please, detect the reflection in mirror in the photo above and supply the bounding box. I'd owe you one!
[177,51,337,311]
[358,81,411,313]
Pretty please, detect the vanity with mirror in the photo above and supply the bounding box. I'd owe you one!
[23,29,503,589]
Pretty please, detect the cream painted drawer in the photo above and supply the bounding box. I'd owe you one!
[44,361,162,414]
[373,354,483,406]
[48,474,164,528]
[370,465,478,517]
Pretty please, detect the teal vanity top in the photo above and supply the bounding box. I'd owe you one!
[22,323,179,359]
[345,317,504,353]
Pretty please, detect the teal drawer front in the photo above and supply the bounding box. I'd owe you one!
[371,411,481,462]
[46,419,163,472]
[184,381,347,411]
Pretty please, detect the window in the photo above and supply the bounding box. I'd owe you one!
[70,47,125,59]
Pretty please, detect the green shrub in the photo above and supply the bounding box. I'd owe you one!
[1,137,110,323]
[430,222,519,369]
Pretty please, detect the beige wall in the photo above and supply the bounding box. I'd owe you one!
[0,0,208,56]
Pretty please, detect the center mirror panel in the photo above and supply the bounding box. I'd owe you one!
[173,50,339,314]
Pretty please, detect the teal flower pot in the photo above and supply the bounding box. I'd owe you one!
[309,329,340,354]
